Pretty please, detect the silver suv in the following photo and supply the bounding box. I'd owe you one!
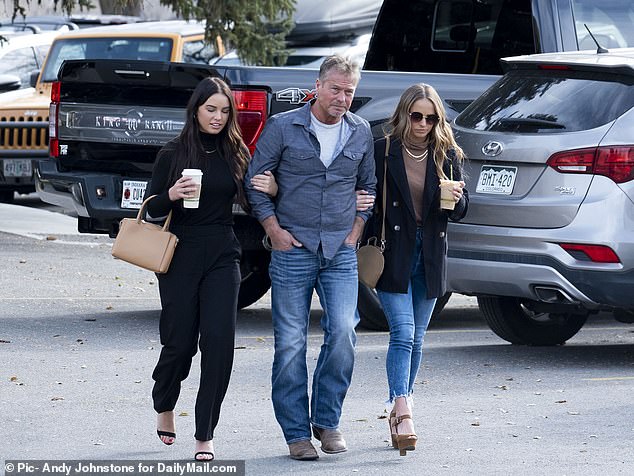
[449,47,634,345]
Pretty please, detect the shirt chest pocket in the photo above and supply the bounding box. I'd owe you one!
[334,149,363,176]
[280,147,321,175]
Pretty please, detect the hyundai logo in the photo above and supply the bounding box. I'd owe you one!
[482,141,503,156]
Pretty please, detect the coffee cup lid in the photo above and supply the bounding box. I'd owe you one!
[182,168,203,176]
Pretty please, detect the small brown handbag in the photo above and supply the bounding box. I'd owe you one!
[111,195,178,274]
[357,136,390,288]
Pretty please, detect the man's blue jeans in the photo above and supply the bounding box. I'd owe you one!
[269,244,359,443]
[377,228,437,402]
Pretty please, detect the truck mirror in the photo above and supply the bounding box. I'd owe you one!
[0,74,21,92]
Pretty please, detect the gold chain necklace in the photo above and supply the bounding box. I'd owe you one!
[404,146,428,162]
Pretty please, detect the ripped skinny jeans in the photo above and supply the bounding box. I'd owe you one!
[376,228,437,402]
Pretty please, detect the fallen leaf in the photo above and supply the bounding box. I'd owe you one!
[46,235,58,241]
[179,411,189,416]
[256,337,266,342]
[10,376,18,382]
[106,305,113,310]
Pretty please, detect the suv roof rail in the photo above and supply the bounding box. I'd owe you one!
[0,20,79,32]
[0,23,44,34]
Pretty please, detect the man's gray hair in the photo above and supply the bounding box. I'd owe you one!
[318,55,361,84]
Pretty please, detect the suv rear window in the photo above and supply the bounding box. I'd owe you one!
[41,37,173,82]
[455,69,634,133]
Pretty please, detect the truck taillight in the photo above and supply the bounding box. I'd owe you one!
[49,81,61,158]
[547,146,634,184]
[233,90,267,155]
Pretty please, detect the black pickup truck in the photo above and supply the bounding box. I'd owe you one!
[35,0,633,329]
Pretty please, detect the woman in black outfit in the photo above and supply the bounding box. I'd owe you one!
[146,76,250,461]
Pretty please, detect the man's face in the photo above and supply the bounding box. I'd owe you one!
[312,71,357,124]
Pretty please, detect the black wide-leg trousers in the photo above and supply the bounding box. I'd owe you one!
[152,224,241,441]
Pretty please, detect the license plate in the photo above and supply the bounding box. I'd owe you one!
[3,159,32,178]
[121,180,148,209]
[476,165,517,195]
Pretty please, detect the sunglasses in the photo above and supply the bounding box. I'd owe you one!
[409,112,439,124]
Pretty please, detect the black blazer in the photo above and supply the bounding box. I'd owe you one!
[369,136,469,297]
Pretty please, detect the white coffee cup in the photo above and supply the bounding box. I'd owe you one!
[181,168,203,208]
[439,179,460,210]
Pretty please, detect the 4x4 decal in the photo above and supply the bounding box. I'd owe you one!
[275,88,316,104]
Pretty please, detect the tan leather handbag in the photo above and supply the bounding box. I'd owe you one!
[357,136,389,288]
[111,195,178,274]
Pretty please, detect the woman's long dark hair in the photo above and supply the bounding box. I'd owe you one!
[167,76,251,209]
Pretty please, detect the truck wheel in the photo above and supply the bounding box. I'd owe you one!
[238,271,271,309]
[357,283,451,331]
[0,191,14,203]
[477,296,588,346]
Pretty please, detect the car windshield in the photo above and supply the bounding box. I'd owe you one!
[41,37,173,82]
[455,69,634,133]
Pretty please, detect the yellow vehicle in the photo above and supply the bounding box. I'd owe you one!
[0,20,219,202]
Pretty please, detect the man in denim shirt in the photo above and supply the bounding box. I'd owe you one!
[245,55,376,460]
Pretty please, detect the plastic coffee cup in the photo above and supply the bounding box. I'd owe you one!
[181,168,203,208]
[439,179,460,210]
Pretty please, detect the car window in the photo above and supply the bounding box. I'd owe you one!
[34,44,50,66]
[572,0,634,49]
[41,37,174,82]
[455,69,634,133]
[181,39,216,64]
[364,0,534,74]
[0,47,38,86]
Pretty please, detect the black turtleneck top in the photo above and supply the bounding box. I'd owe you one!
[146,131,237,227]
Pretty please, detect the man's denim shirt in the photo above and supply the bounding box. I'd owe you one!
[245,102,376,260]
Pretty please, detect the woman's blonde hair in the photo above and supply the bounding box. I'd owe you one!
[384,83,464,179]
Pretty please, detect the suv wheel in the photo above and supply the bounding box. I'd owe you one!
[357,283,451,331]
[477,296,588,346]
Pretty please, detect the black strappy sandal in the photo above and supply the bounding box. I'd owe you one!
[194,451,215,461]
[157,430,176,445]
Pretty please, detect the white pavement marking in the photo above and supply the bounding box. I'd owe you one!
[0,203,105,245]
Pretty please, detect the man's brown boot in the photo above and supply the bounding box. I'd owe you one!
[312,426,347,454]
[288,440,319,460]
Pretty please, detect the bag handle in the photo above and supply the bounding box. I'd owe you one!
[136,194,173,231]
[378,136,389,247]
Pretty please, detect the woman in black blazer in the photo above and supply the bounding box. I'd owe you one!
[371,83,469,455]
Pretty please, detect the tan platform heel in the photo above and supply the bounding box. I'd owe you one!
[388,410,398,449]
[394,414,417,456]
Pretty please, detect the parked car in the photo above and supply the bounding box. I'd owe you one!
[0,14,143,31]
[212,34,371,68]
[0,30,59,92]
[448,47,634,345]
